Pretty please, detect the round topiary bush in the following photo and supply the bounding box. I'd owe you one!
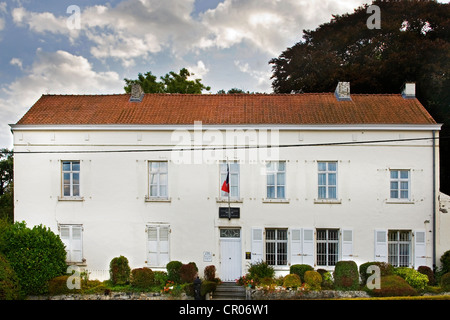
[109,256,131,285]
[440,250,450,275]
[304,270,322,291]
[333,260,359,291]
[290,264,313,282]
[0,221,67,295]
[204,265,216,282]
[359,261,394,285]
[0,253,21,300]
[131,267,154,289]
[283,273,302,289]
[440,272,450,291]
[394,267,429,290]
[248,261,275,283]
[418,266,435,286]
[166,261,183,284]
[180,263,198,283]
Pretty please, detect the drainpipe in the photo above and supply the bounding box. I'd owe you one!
[432,130,437,269]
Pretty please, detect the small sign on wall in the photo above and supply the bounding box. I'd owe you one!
[203,251,213,262]
[246,252,251,260]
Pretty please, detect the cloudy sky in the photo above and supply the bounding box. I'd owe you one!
[1,0,448,149]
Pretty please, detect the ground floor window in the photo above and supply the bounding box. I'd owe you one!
[60,224,83,263]
[147,224,170,267]
[388,230,411,267]
[265,229,288,266]
[316,229,339,266]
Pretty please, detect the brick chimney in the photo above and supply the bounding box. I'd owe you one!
[129,83,144,102]
[401,82,415,99]
[335,82,351,101]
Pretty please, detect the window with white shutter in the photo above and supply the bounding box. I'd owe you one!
[251,228,263,263]
[60,225,83,263]
[374,229,388,262]
[147,225,170,267]
[414,230,427,267]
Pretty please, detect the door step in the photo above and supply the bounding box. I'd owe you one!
[212,282,246,300]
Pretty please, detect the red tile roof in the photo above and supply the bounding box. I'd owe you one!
[16,93,436,126]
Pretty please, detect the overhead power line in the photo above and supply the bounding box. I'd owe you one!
[12,135,447,154]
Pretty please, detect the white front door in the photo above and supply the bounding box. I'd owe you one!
[220,228,242,282]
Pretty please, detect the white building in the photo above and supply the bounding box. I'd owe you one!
[11,83,445,281]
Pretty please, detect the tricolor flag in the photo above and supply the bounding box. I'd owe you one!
[221,164,230,193]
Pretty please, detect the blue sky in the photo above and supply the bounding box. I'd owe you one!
[1,0,448,148]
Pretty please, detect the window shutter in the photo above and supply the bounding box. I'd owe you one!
[251,228,263,263]
[290,229,302,265]
[302,228,314,267]
[414,230,426,267]
[60,226,71,261]
[71,226,83,262]
[147,226,158,266]
[159,226,170,267]
[341,229,353,261]
[374,230,387,262]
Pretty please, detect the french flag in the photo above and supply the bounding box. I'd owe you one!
[221,164,230,193]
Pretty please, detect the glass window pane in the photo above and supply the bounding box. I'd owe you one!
[267,186,275,198]
[400,181,408,190]
[72,162,80,171]
[400,170,409,179]
[230,163,239,172]
[230,173,238,185]
[230,186,238,197]
[159,174,167,185]
[328,173,336,186]
[150,162,159,172]
[150,186,158,196]
[400,190,409,199]
[266,162,275,171]
[64,173,70,185]
[160,186,167,197]
[328,162,337,171]
[277,186,285,199]
[391,190,399,198]
[72,185,80,197]
[72,173,79,185]
[277,173,285,185]
[318,173,326,186]
[267,173,275,185]
[328,187,337,199]
[318,162,326,171]
[62,162,71,171]
[390,170,398,179]
[63,185,71,196]
[150,173,158,185]
[318,186,326,199]
[159,162,168,172]
[277,162,285,171]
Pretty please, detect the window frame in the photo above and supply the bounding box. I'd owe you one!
[148,161,169,199]
[147,224,170,268]
[265,228,288,266]
[316,228,339,267]
[389,169,411,200]
[266,161,286,199]
[220,162,240,200]
[388,230,412,267]
[317,161,338,200]
[61,160,81,198]
[59,224,83,264]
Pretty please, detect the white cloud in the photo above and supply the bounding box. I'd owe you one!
[187,60,209,79]
[9,58,23,70]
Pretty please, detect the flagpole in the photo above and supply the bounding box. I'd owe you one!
[227,159,231,220]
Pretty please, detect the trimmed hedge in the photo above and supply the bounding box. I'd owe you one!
[366,275,418,297]
[180,263,198,283]
[333,261,359,291]
[290,264,313,282]
[440,272,450,291]
[394,267,429,290]
[418,266,435,286]
[0,253,21,300]
[304,270,322,291]
[48,275,81,295]
[283,274,302,289]
[204,265,216,282]
[109,256,131,285]
[359,261,394,285]
[131,267,154,289]
[166,261,183,283]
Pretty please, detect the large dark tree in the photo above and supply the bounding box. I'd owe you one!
[270,0,450,193]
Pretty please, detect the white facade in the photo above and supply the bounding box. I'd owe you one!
[12,123,442,280]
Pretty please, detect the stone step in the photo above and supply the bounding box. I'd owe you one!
[212,282,247,300]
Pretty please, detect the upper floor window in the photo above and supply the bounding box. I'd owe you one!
[220,162,240,199]
[266,161,286,199]
[62,161,80,197]
[318,161,337,199]
[148,161,168,198]
[390,170,410,200]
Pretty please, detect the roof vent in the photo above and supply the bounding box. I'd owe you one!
[335,82,351,101]
[129,83,144,102]
[402,82,415,99]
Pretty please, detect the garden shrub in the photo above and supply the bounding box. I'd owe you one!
[283,274,302,289]
[0,221,67,295]
[248,261,275,283]
[359,261,394,285]
[304,270,322,291]
[440,250,450,275]
[290,264,313,282]
[167,261,183,283]
[440,272,450,291]
[131,267,154,289]
[0,253,21,300]
[109,256,131,285]
[333,260,359,291]
[48,275,80,295]
[180,263,198,283]
[201,281,218,297]
[153,271,168,288]
[317,269,333,289]
[365,275,417,297]
[418,266,435,286]
[204,265,216,282]
[394,267,428,290]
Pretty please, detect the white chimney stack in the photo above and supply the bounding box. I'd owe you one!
[402,83,415,99]
[130,83,144,102]
[335,82,351,101]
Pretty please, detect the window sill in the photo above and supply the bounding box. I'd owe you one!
[145,197,171,202]
[386,200,414,204]
[58,196,84,201]
[314,199,341,204]
[262,198,290,203]
[216,197,243,203]
[66,261,87,267]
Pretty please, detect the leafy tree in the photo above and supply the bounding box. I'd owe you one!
[124,68,210,94]
[269,0,450,192]
[0,149,13,222]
